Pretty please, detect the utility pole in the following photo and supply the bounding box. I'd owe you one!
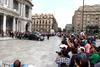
[82,0,84,31]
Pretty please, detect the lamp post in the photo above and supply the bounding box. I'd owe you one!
[82,0,84,31]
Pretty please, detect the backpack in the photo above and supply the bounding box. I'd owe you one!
[78,53,87,62]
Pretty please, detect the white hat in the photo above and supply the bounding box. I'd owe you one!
[28,64,35,67]
[59,44,68,49]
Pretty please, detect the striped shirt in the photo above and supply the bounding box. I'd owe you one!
[55,57,70,65]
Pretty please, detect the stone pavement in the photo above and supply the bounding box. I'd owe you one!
[0,37,100,67]
[0,36,61,67]
[0,37,13,41]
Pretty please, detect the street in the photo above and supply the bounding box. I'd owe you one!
[0,36,61,67]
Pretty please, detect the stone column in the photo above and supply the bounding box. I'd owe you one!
[19,22,22,32]
[3,0,7,7]
[29,22,32,32]
[4,0,8,5]
[18,3,20,14]
[29,8,32,19]
[23,4,25,17]
[13,17,16,32]
[18,21,20,32]
[21,4,23,17]
[17,20,19,32]
[16,20,19,32]
[21,4,25,17]
[3,14,7,36]
[20,3,22,16]
[8,0,10,8]
[6,0,8,6]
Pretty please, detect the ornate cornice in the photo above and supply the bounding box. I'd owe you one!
[0,5,19,17]
[32,14,54,19]
[78,5,100,12]
[18,16,32,22]
[25,0,33,6]
[16,0,33,6]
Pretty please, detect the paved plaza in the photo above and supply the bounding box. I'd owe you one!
[0,36,100,67]
[0,36,61,67]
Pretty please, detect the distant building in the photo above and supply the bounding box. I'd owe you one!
[65,24,73,32]
[73,4,100,32]
[32,14,58,33]
[0,0,33,36]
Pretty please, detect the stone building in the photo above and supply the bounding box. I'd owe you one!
[73,4,100,32]
[0,0,33,36]
[32,14,58,33]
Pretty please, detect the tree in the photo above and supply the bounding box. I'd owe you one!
[63,28,66,32]
[86,25,99,35]
[58,27,62,32]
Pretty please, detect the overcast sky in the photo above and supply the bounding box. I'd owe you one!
[32,0,100,29]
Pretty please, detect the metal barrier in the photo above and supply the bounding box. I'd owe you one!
[2,63,10,67]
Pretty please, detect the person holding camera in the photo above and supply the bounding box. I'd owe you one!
[55,51,70,67]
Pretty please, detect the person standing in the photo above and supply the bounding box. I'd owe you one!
[47,33,50,40]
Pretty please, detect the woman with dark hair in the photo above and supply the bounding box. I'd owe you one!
[85,39,91,59]
[74,56,89,67]
[74,56,80,67]
[14,60,21,67]
[69,48,77,67]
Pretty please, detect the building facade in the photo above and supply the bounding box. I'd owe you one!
[32,14,58,33]
[0,0,33,36]
[73,4,100,32]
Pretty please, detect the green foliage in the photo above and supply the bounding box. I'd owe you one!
[94,32,100,39]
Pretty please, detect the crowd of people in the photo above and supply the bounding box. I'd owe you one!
[6,31,53,40]
[9,31,31,39]
[0,30,31,39]
[55,32,100,67]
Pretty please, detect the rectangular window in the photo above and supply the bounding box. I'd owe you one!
[25,5,29,18]
[13,0,18,11]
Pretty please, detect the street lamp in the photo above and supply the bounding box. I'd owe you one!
[82,0,84,31]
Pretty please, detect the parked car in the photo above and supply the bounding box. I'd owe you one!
[27,32,44,41]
